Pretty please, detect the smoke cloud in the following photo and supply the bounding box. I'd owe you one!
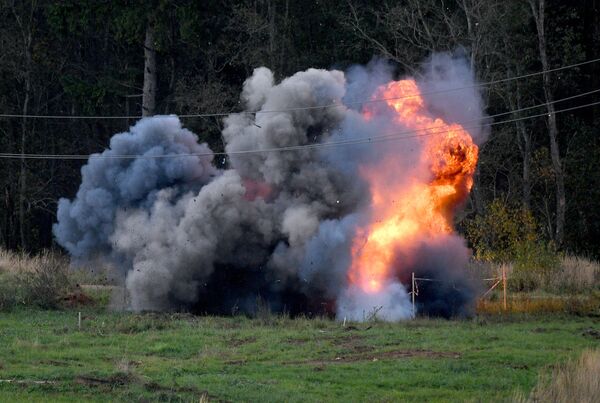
[54,52,487,320]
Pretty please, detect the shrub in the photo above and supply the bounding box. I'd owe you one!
[0,273,21,311]
[548,256,600,293]
[16,251,74,309]
[515,349,600,402]
[504,256,600,294]
[465,200,559,288]
[0,249,75,310]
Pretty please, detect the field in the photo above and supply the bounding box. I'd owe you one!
[1,251,599,402]
[0,304,599,402]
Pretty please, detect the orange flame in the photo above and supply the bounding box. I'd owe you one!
[348,80,478,293]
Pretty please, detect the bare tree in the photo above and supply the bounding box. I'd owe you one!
[344,0,508,215]
[528,0,566,246]
[10,0,37,250]
[142,20,157,117]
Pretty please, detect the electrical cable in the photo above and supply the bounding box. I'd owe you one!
[0,94,597,160]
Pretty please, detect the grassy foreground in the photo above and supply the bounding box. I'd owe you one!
[0,307,599,402]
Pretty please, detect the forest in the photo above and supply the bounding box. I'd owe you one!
[0,0,599,262]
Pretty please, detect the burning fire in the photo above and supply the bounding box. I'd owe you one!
[348,80,478,293]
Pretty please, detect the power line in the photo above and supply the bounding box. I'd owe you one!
[0,91,597,160]
[0,57,599,120]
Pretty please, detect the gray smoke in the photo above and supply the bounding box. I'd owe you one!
[54,117,217,260]
[54,52,487,320]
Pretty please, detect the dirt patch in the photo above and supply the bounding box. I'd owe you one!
[347,345,375,354]
[144,381,198,394]
[285,349,461,365]
[227,336,257,347]
[581,328,600,339]
[329,333,365,345]
[41,360,71,367]
[75,372,218,397]
[74,373,137,388]
[330,334,369,351]
[285,337,311,345]
[62,291,94,307]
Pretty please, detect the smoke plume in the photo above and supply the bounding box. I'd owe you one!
[54,52,487,320]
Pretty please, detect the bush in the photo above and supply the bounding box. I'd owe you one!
[515,349,600,402]
[16,251,74,309]
[0,273,21,311]
[503,255,600,294]
[546,256,600,293]
[466,200,558,281]
[0,249,74,310]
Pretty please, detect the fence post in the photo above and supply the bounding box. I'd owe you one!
[502,265,507,311]
[411,272,416,318]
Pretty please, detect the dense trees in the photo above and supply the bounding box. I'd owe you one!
[0,0,598,258]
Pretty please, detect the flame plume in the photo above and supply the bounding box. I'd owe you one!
[348,79,478,294]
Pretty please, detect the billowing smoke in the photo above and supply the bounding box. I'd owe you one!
[54,52,487,319]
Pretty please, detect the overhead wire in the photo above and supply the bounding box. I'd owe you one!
[0,89,598,160]
[0,57,599,120]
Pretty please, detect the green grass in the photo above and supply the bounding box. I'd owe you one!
[0,307,599,402]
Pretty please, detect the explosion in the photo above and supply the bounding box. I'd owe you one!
[54,54,487,320]
[348,79,478,295]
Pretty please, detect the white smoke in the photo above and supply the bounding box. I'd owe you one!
[337,282,414,321]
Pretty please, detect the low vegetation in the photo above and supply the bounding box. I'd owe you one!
[516,349,600,403]
[2,248,599,314]
[0,309,598,402]
[1,250,598,400]
[0,249,114,311]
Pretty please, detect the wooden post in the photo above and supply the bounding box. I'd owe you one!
[502,265,507,311]
[411,272,416,318]
[78,312,81,330]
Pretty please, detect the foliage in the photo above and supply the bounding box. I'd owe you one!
[466,199,558,272]
[0,1,599,260]
[477,290,600,315]
[0,272,20,311]
[0,249,75,310]
[15,251,74,309]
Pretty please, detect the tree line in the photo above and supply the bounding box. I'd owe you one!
[0,0,599,258]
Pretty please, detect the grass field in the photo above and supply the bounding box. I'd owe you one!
[1,305,599,402]
[1,251,599,401]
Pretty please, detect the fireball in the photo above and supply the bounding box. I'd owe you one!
[348,79,478,293]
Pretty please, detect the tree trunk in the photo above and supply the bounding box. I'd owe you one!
[142,22,157,117]
[19,76,29,250]
[529,0,565,246]
[19,30,33,251]
[584,0,600,121]
[509,78,532,210]
[517,117,532,210]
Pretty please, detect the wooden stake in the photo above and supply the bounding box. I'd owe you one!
[502,266,507,311]
[411,272,416,318]
[78,312,81,330]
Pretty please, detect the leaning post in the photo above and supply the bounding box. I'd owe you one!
[411,272,416,318]
[502,265,507,311]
